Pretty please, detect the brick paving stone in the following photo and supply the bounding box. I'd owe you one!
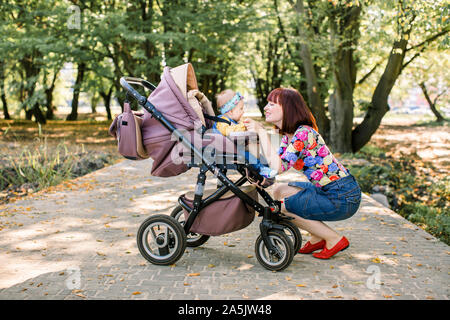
[0,159,448,300]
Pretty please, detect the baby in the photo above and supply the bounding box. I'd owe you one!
[213,89,277,179]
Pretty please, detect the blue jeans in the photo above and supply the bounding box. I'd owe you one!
[284,174,361,221]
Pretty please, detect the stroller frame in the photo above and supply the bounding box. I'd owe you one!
[120,77,301,271]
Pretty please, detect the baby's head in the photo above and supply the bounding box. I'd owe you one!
[216,89,244,122]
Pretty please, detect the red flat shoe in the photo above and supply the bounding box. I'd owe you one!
[312,237,349,259]
[298,240,326,254]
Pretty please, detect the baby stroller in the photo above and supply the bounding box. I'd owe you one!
[118,63,301,271]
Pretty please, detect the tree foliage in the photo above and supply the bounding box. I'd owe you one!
[0,0,447,152]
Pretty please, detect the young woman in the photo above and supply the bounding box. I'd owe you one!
[243,88,361,259]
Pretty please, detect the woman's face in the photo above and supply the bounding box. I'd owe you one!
[264,100,283,128]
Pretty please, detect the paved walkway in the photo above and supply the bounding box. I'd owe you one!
[0,159,448,300]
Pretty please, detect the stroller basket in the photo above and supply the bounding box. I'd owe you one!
[181,185,258,236]
[119,63,301,271]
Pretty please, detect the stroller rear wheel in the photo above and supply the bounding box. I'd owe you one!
[170,205,210,247]
[255,229,294,271]
[137,214,187,265]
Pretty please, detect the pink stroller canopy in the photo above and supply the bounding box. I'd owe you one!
[141,63,235,177]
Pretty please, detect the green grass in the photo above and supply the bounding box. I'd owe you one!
[0,137,79,191]
[0,123,115,199]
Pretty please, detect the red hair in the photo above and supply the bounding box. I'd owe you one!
[267,88,318,134]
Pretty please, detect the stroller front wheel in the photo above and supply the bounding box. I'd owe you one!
[137,214,187,265]
[278,220,302,254]
[255,229,294,271]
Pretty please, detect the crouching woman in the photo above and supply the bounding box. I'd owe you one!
[244,88,361,259]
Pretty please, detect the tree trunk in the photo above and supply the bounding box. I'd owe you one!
[141,0,159,84]
[0,92,8,120]
[292,0,330,141]
[45,70,59,120]
[67,62,86,121]
[351,0,418,152]
[21,53,45,123]
[31,102,46,124]
[419,82,446,122]
[160,0,184,67]
[352,38,409,152]
[90,92,98,114]
[100,85,114,120]
[251,35,284,116]
[0,62,10,119]
[328,5,361,153]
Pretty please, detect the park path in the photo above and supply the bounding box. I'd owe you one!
[0,159,448,300]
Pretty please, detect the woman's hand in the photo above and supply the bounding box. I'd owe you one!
[243,118,263,133]
[244,118,282,174]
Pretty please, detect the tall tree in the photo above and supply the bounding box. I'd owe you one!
[268,0,449,153]
[352,0,449,151]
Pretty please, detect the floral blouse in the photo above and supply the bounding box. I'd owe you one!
[278,125,349,187]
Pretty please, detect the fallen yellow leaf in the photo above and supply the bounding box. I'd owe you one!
[187,273,200,277]
[402,253,413,257]
[296,284,307,287]
[132,291,141,295]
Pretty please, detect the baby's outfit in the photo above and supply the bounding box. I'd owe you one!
[212,115,277,179]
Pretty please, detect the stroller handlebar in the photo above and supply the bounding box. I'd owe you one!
[120,77,156,105]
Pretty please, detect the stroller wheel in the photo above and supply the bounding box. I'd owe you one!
[255,229,294,271]
[137,214,186,265]
[278,220,302,254]
[170,206,210,247]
